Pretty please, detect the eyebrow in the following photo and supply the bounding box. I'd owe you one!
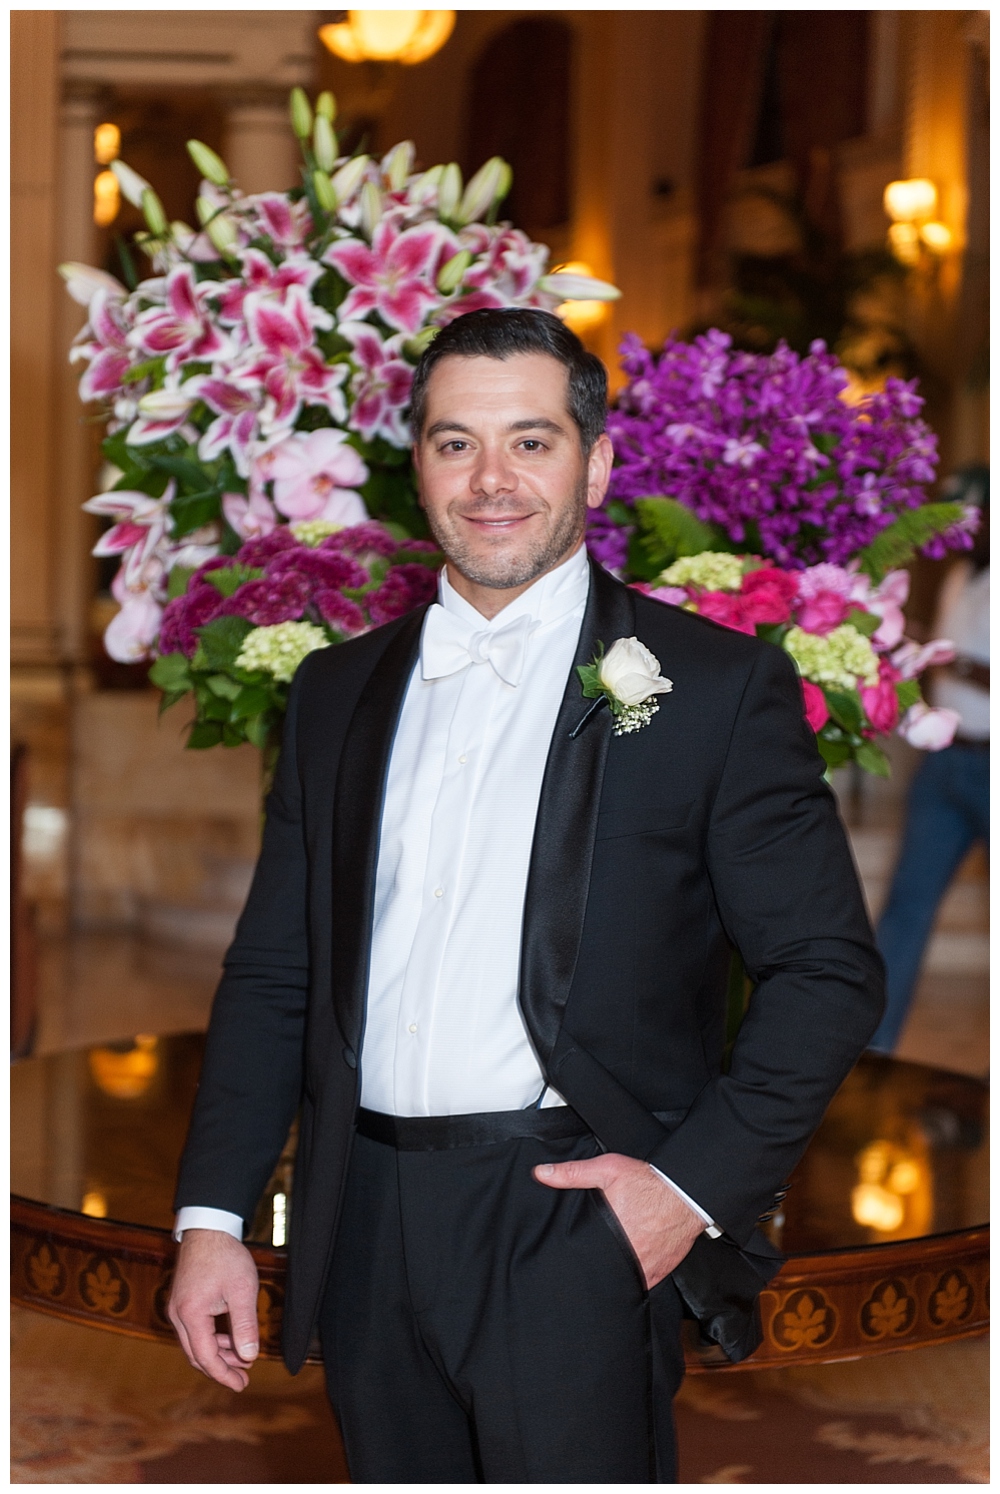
[424,416,569,439]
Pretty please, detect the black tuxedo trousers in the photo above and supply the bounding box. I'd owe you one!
[321,1128,685,1483]
[175,561,884,1460]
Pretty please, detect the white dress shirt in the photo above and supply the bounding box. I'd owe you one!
[175,546,717,1239]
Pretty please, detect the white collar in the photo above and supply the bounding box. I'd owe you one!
[437,544,591,632]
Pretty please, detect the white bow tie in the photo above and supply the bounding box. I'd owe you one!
[421,605,535,687]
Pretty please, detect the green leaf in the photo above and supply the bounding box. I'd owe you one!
[166,565,195,601]
[230,685,274,720]
[222,723,247,747]
[199,691,233,721]
[824,689,864,735]
[576,660,607,700]
[187,720,224,750]
[845,608,880,637]
[633,497,720,572]
[206,673,242,700]
[243,713,273,749]
[149,453,215,489]
[148,652,191,692]
[755,623,789,646]
[855,740,891,777]
[194,615,254,670]
[857,502,967,581]
[203,564,263,598]
[157,689,190,715]
[121,357,166,386]
[817,734,852,769]
[895,678,921,711]
[169,489,222,538]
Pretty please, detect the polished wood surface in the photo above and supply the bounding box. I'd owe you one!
[11,1038,988,1370]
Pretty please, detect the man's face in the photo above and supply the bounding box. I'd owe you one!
[413,352,612,593]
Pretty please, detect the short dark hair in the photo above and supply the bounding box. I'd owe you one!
[409,308,608,451]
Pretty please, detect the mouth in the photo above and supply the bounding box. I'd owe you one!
[460,512,538,534]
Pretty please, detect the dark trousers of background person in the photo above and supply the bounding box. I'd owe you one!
[869,742,989,1052]
[320,1128,686,1483]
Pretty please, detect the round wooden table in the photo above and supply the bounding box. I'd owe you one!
[11,1037,988,1371]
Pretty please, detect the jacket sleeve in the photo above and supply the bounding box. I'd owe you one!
[647,643,885,1246]
[173,663,312,1227]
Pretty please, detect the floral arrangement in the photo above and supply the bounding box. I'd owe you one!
[63,87,617,749]
[589,331,976,772]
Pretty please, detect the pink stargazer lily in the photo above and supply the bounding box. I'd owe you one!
[129,265,231,371]
[250,194,313,248]
[239,285,348,434]
[72,291,134,402]
[214,249,326,329]
[189,377,263,477]
[340,322,414,444]
[325,217,447,334]
[126,387,196,446]
[84,484,174,567]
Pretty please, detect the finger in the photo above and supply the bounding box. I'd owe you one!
[226,1286,261,1363]
[185,1311,250,1390]
[533,1157,614,1190]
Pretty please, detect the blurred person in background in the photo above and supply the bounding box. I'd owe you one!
[869,468,989,1054]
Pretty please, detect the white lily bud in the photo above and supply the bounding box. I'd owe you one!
[206,212,239,254]
[316,91,337,123]
[195,195,214,226]
[187,140,230,187]
[313,114,337,173]
[383,140,415,192]
[438,163,462,220]
[436,249,473,295]
[409,163,444,206]
[313,169,337,212]
[538,272,622,302]
[495,161,513,205]
[359,181,383,238]
[142,188,168,237]
[111,159,152,208]
[289,87,313,140]
[331,154,370,205]
[457,157,506,225]
[137,388,195,419]
[58,262,126,306]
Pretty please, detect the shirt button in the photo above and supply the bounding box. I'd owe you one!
[458,754,467,764]
[408,1023,417,1034]
[434,887,443,898]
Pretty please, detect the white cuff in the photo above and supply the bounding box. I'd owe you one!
[173,1206,244,1243]
[649,1166,723,1239]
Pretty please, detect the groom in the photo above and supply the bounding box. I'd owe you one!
[169,308,883,1482]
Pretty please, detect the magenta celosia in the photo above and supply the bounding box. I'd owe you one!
[367,563,439,625]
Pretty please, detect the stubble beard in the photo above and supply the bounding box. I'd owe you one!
[426,479,589,591]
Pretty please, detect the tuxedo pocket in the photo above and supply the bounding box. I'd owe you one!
[595,800,694,840]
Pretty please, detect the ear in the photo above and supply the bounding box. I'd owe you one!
[585,433,614,511]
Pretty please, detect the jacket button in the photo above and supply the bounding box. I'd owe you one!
[342,1046,357,1069]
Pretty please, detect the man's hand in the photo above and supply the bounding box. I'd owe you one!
[534,1153,705,1289]
[168,1229,261,1391]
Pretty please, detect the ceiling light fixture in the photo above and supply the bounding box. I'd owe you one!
[318,10,456,66]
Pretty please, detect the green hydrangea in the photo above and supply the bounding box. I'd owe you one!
[289,519,346,548]
[659,552,745,592]
[784,624,880,689]
[235,621,331,683]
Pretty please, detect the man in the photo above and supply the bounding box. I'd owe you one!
[169,309,883,1482]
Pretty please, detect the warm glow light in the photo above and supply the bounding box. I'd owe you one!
[319,10,455,65]
[554,260,611,334]
[93,169,120,227]
[272,1191,288,1247]
[919,220,952,253]
[883,178,937,223]
[81,1191,108,1219]
[851,1182,905,1232]
[89,1035,159,1099]
[94,122,121,166]
[887,221,921,266]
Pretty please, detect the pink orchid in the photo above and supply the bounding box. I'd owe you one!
[214,249,326,329]
[190,377,262,476]
[340,322,414,444]
[222,485,278,540]
[325,218,447,333]
[801,680,830,732]
[890,638,957,679]
[898,702,960,750]
[250,193,314,248]
[866,569,910,650]
[239,285,348,432]
[72,291,133,401]
[266,428,370,523]
[104,589,164,663]
[129,265,231,371]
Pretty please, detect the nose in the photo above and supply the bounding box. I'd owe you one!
[469,441,518,499]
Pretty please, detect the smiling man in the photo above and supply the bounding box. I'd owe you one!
[169,309,883,1482]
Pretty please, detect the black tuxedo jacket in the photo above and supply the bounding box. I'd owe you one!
[175,560,884,1371]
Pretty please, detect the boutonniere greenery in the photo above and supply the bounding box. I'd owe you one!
[576,636,673,737]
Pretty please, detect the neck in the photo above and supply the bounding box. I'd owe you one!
[444,542,587,621]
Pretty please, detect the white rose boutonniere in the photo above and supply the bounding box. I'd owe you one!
[576,637,673,736]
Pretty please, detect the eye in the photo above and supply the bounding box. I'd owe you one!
[519,439,546,452]
[439,439,469,453]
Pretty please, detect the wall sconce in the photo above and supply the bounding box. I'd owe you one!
[94,122,121,166]
[553,261,612,335]
[883,178,952,265]
[93,122,122,226]
[319,10,455,65]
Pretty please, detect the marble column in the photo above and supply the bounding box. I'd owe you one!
[223,91,302,196]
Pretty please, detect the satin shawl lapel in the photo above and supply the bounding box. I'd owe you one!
[330,607,427,1048]
[518,560,636,1065]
